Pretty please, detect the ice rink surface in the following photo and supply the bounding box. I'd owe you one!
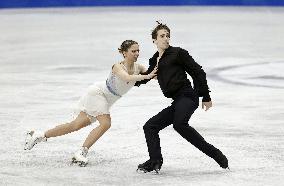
[0,6,283,186]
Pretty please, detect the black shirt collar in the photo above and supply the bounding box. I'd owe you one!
[152,46,173,59]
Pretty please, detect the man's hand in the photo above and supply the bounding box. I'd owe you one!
[202,101,212,111]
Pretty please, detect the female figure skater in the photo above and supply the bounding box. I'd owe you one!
[24,40,157,166]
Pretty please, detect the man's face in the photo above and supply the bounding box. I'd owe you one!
[123,44,140,62]
[153,29,170,50]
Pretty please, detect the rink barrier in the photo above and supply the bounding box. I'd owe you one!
[1,0,284,8]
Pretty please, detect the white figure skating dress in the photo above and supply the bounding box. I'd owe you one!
[76,63,139,122]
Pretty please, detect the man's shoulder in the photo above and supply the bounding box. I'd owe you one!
[170,46,181,49]
[168,46,181,51]
[169,46,189,54]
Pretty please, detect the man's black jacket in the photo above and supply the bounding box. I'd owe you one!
[135,46,211,102]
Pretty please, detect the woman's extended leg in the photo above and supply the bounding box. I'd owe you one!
[24,111,91,150]
[45,111,91,138]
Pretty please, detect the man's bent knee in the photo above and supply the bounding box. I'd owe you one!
[143,122,152,131]
[143,123,161,134]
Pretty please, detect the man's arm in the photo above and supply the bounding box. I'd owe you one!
[178,49,211,102]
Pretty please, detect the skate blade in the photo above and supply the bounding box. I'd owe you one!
[71,158,88,167]
[154,169,160,174]
[136,168,160,174]
[136,168,148,173]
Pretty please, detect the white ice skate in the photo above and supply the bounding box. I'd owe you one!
[24,131,47,150]
[71,147,89,167]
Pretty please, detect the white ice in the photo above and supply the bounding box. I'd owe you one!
[0,6,284,186]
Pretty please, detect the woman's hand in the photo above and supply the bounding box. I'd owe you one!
[147,67,158,79]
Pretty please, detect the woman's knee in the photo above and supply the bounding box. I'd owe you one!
[100,122,111,130]
[96,114,111,130]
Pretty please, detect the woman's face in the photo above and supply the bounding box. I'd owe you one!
[123,44,140,62]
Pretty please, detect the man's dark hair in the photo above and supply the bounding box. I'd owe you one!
[151,21,171,39]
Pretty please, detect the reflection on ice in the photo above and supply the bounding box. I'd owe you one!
[209,61,284,88]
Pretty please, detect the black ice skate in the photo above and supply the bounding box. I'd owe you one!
[137,159,163,174]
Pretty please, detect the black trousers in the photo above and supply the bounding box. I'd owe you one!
[143,86,218,161]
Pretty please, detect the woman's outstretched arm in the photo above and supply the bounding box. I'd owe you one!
[112,63,157,82]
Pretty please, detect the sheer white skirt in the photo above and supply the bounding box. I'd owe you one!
[75,82,120,123]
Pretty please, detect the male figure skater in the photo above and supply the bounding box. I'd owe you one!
[135,22,229,173]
